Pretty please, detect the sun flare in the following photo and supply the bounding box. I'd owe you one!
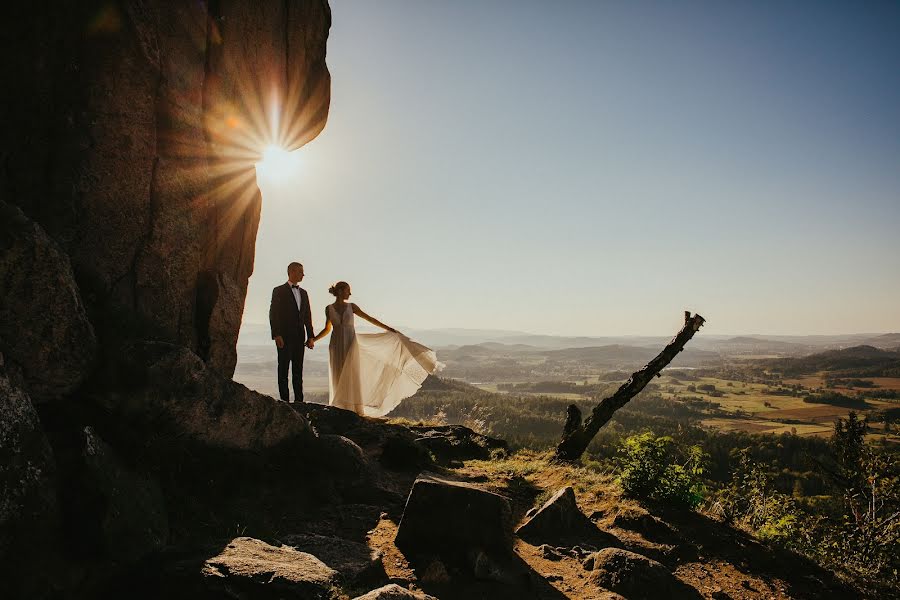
[256,144,303,182]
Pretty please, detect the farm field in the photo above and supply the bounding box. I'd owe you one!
[661,375,899,438]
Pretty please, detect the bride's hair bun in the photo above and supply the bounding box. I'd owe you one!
[329,281,349,296]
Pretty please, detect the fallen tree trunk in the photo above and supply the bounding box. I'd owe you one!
[555,311,705,462]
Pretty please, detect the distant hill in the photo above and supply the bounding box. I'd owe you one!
[762,345,900,377]
[544,344,721,368]
[860,332,900,349]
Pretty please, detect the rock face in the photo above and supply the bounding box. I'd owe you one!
[585,548,702,600]
[0,202,97,401]
[352,584,437,600]
[1,1,331,379]
[394,474,514,570]
[0,371,60,597]
[516,486,620,549]
[106,341,314,451]
[281,533,386,584]
[76,426,169,561]
[203,537,339,599]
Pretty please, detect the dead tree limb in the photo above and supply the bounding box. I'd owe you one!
[555,311,705,462]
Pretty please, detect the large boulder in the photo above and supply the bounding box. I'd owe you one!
[0,202,97,401]
[1,2,331,377]
[202,537,339,599]
[76,426,168,562]
[0,370,60,597]
[352,584,437,600]
[516,486,620,548]
[409,424,508,462]
[395,473,513,570]
[281,533,386,584]
[105,341,313,451]
[585,548,701,600]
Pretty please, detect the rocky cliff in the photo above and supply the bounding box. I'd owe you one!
[1,0,330,386]
[1,2,331,596]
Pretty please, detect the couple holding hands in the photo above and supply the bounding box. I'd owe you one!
[269,261,440,416]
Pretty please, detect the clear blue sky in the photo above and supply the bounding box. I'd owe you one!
[244,0,900,338]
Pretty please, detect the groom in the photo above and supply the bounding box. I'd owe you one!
[269,262,315,403]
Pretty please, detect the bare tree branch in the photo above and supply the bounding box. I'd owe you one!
[555,311,706,462]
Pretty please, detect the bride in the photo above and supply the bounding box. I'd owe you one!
[311,281,441,417]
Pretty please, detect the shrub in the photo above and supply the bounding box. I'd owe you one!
[615,432,706,508]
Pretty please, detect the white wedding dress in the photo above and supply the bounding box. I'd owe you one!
[326,303,441,417]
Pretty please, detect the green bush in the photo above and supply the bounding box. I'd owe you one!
[615,432,706,508]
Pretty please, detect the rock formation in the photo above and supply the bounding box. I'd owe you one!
[1,2,331,596]
[1,0,331,380]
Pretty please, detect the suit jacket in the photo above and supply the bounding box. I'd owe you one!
[270,283,314,343]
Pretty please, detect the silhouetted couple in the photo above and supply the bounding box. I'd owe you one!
[269,261,440,416]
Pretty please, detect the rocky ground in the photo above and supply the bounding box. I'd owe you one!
[3,348,867,599]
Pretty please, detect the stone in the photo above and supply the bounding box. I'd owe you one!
[78,426,168,562]
[418,560,451,584]
[107,341,313,451]
[352,584,437,600]
[586,548,702,600]
[410,424,508,461]
[516,486,620,548]
[612,508,678,543]
[0,371,60,597]
[281,533,386,583]
[203,537,339,599]
[0,202,97,401]
[539,544,563,561]
[1,2,331,377]
[379,432,433,471]
[395,473,514,568]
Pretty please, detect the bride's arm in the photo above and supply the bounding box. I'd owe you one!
[311,311,333,342]
[352,304,396,332]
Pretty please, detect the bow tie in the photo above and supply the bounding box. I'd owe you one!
[291,285,300,289]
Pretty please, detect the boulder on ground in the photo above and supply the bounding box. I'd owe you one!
[0,202,97,401]
[78,426,168,562]
[352,583,437,600]
[0,370,60,597]
[281,533,386,584]
[516,486,620,548]
[107,341,314,451]
[410,424,508,461]
[612,507,679,543]
[586,548,702,600]
[203,537,339,599]
[395,473,513,568]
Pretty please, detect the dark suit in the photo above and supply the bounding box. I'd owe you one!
[269,283,314,402]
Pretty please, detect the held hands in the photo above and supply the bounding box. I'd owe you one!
[306,339,315,350]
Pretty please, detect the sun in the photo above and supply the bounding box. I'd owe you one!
[256,144,303,182]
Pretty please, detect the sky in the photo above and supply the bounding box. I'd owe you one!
[242,0,900,340]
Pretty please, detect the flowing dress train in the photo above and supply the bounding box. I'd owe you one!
[327,303,441,417]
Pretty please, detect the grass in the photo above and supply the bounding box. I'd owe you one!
[458,449,638,521]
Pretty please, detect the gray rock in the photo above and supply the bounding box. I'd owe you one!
[587,548,702,600]
[2,2,331,377]
[395,473,513,568]
[107,341,314,451]
[517,486,620,548]
[539,544,563,561]
[281,533,385,583]
[203,537,339,599]
[80,426,168,562]
[612,508,679,543]
[410,424,508,461]
[0,371,60,597]
[352,583,437,600]
[0,202,97,401]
